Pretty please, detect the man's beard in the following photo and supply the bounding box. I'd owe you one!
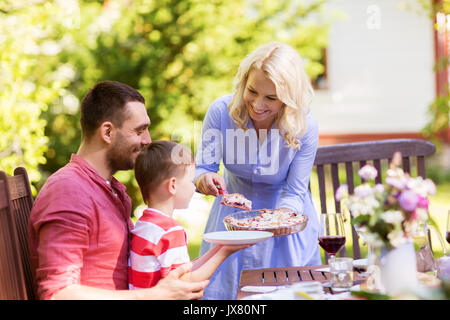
[106,139,141,173]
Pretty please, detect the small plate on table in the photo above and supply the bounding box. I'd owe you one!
[202,230,273,245]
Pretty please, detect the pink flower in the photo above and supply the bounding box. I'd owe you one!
[410,208,428,221]
[354,184,373,198]
[335,184,348,201]
[417,196,429,209]
[358,164,378,181]
[398,190,419,212]
[386,176,407,190]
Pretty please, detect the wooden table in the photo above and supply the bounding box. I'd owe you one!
[237,265,367,299]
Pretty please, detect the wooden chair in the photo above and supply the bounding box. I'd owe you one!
[310,138,436,260]
[0,167,36,299]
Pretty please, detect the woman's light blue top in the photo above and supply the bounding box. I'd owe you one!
[195,94,321,300]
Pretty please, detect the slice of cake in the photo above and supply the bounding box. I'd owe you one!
[221,193,252,211]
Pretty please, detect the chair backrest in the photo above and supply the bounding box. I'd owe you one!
[311,139,436,260]
[0,167,36,300]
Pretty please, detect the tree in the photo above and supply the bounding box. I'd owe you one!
[1,0,330,211]
[0,0,83,191]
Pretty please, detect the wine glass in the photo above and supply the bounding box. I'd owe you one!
[318,213,346,263]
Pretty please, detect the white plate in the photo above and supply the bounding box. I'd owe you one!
[202,231,273,245]
[353,258,368,270]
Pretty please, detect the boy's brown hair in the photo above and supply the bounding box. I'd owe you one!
[135,140,194,204]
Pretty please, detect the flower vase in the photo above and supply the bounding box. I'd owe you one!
[377,241,418,296]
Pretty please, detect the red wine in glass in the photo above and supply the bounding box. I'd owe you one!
[319,213,346,261]
[319,235,346,255]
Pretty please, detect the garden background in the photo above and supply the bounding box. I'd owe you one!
[1,0,449,260]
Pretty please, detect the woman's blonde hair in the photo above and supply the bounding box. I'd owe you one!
[228,42,314,149]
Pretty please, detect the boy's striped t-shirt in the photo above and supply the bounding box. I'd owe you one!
[128,208,190,289]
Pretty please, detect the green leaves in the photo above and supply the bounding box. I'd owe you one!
[2,0,329,209]
[0,0,79,191]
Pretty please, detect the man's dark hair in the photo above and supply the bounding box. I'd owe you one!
[135,140,194,204]
[80,81,145,139]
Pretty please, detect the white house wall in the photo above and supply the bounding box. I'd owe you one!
[311,0,435,134]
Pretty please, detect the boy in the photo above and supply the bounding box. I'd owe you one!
[129,140,249,289]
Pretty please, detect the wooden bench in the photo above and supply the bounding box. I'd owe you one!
[0,167,36,300]
[311,138,436,259]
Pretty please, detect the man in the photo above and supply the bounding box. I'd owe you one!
[28,81,208,299]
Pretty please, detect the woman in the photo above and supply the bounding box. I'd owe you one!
[195,42,321,299]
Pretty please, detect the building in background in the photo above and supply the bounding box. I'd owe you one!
[311,0,449,146]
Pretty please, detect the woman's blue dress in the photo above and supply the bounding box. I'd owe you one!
[195,94,321,299]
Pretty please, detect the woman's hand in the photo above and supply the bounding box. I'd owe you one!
[195,172,226,197]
